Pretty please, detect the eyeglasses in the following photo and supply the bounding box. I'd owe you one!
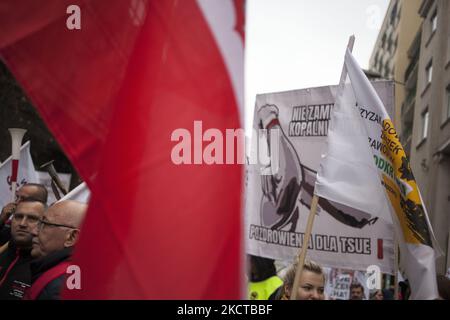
[38,219,78,230]
[12,213,40,225]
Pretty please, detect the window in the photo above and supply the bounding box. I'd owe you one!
[378,57,383,73]
[421,109,429,139]
[431,10,437,33]
[447,35,450,65]
[384,65,390,78]
[426,61,433,84]
[390,2,398,25]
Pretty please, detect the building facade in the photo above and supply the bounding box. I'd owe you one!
[369,0,423,133]
[410,0,450,275]
[370,0,450,276]
[401,29,421,157]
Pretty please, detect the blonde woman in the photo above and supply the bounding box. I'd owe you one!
[277,260,325,300]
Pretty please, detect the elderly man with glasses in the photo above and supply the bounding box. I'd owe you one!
[0,199,46,299]
[24,200,87,300]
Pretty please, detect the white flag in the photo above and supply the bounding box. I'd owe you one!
[316,48,440,299]
[0,141,39,207]
[36,170,71,205]
[58,182,90,204]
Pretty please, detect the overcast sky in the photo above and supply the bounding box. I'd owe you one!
[245,0,390,134]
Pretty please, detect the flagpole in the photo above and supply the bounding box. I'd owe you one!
[290,194,319,300]
[290,35,355,300]
[394,236,399,299]
[338,36,355,84]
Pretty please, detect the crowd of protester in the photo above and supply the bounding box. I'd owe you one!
[0,183,86,300]
[247,254,450,300]
[1,184,449,300]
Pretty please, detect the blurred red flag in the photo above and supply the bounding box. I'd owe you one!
[0,0,244,299]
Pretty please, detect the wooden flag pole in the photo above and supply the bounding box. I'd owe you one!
[290,35,355,300]
[290,194,319,300]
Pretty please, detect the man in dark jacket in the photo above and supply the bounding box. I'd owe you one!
[0,183,48,245]
[26,200,86,300]
[0,199,45,299]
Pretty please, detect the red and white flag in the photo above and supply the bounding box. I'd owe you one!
[0,0,245,299]
[0,141,39,208]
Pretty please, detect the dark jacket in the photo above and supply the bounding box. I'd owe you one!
[0,223,11,246]
[0,240,33,300]
[29,247,72,300]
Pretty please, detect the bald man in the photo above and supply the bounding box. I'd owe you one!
[25,200,87,300]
